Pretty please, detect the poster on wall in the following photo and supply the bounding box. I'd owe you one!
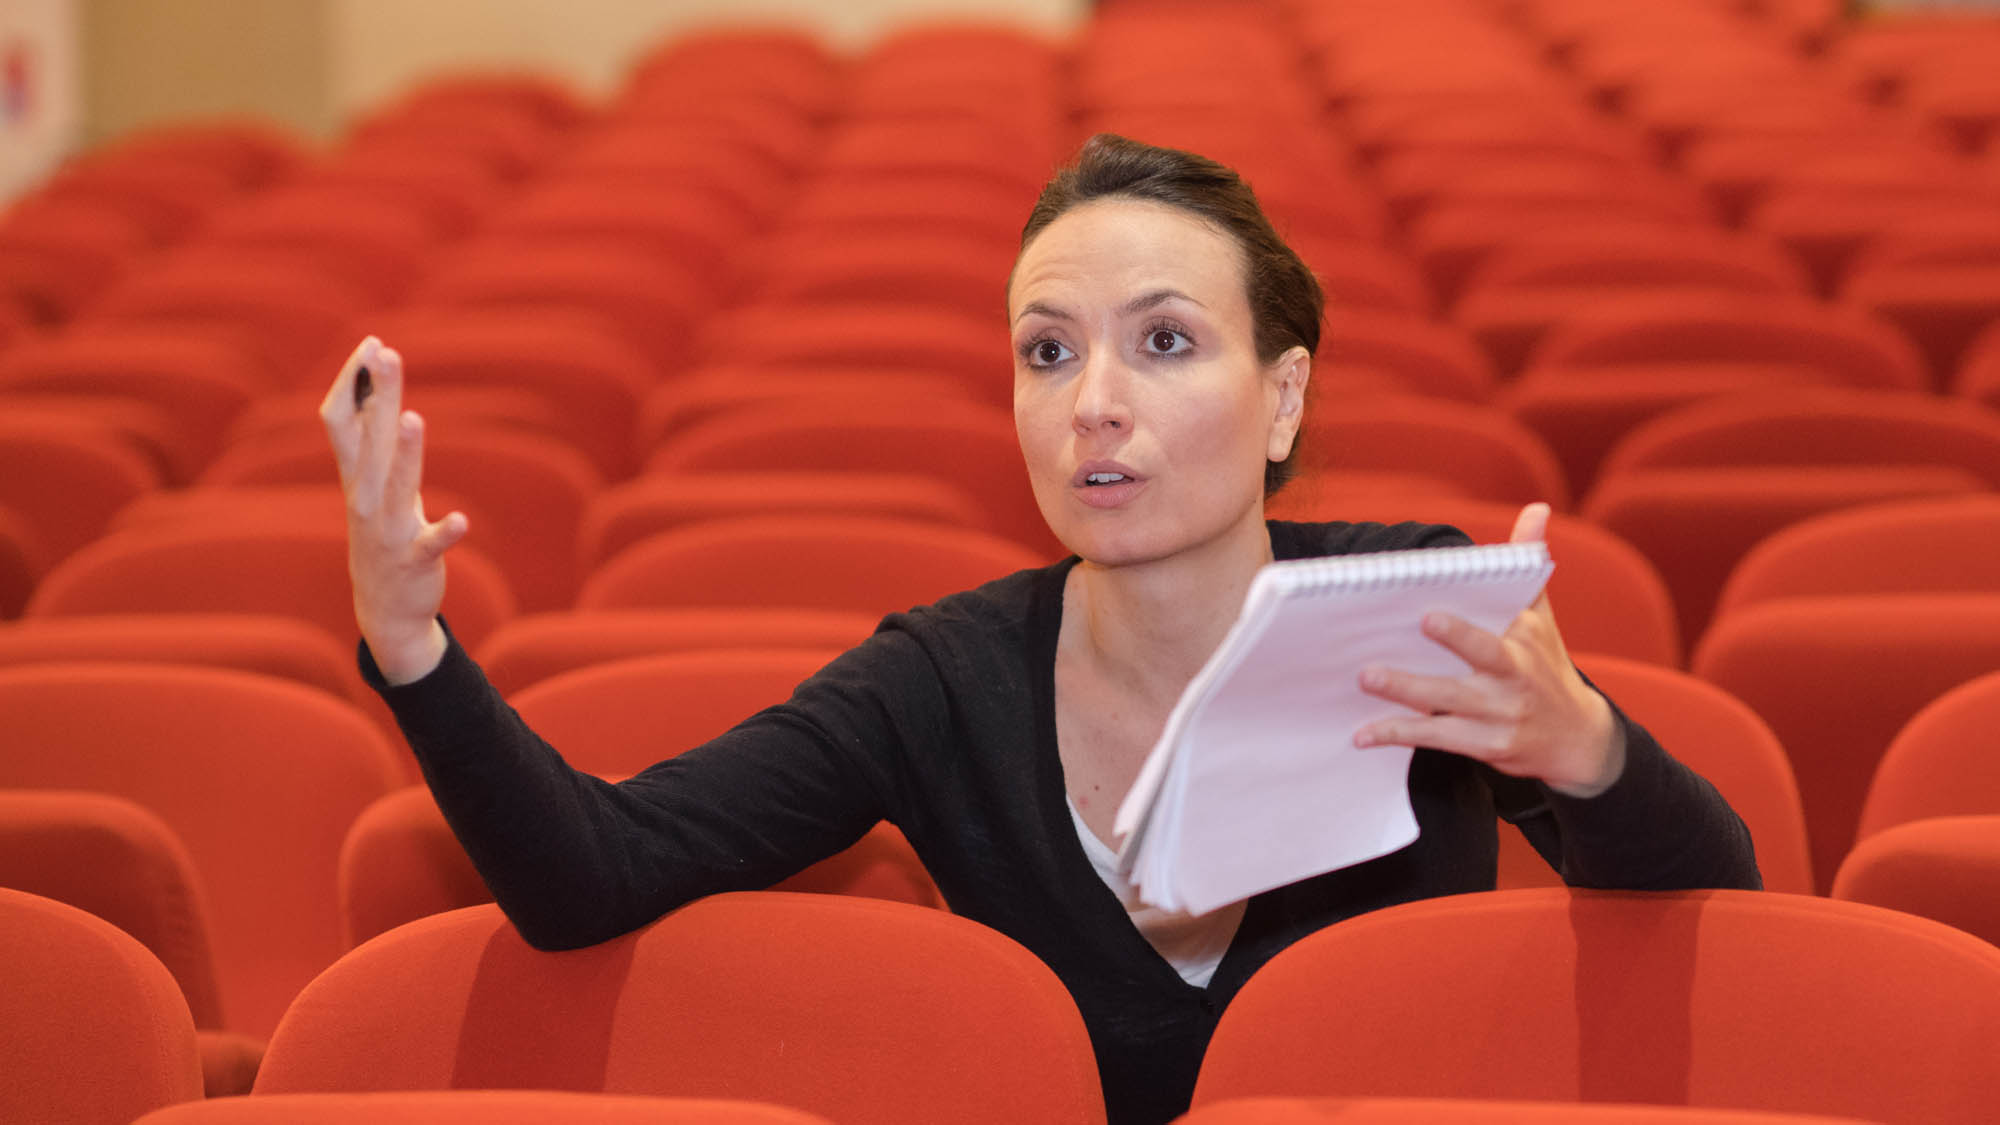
[0,0,78,204]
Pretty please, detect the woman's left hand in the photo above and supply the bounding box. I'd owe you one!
[1352,502,1627,798]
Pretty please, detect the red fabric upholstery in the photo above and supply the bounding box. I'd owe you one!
[578,515,1048,616]
[0,887,204,1124]
[1192,888,2000,1122]
[1714,494,2000,619]
[1506,655,1814,895]
[338,783,938,950]
[0,413,162,565]
[351,308,659,478]
[1527,293,1927,391]
[638,368,1003,445]
[0,790,267,1095]
[296,149,505,237]
[1502,363,1852,500]
[199,189,438,298]
[0,328,263,481]
[1953,316,2000,407]
[0,501,42,618]
[409,246,706,375]
[202,422,592,613]
[24,523,514,654]
[1297,396,1570,509]
[257,895,1105,1124]
[1312,315,1497,402]
[473,607,878,696]
[1693,595,2000,892]
[337,787,498,949]
[0,613,360,703]
[341,647,941,945]
[0,790,223,1026]
[1856,669,2000,839]
[1842,263,2000,389]
[1834,815,2000,949]
[0,663,407,1037]
[507,649,838,773]
[744,230,1016,322]
[487,181,749,281]
[1585,464,1983,648]
[1455,235,1810,377]
[77,254,375,380]
[691,303,1008,386]
[580,472,988,571]
[0,194,152,323]
[136,1091,836,1124]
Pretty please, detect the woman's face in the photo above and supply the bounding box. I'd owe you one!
[1008,197,1308,567]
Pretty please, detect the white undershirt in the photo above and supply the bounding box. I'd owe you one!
[1066,794,1246,988]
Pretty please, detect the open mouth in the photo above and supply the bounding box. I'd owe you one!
[1083,472,1129,487]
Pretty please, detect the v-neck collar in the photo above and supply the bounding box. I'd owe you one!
[1028,525,1310,998]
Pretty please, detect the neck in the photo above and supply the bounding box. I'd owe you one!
[1067,508,1275,706]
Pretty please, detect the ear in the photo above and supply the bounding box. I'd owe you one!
[1265,346,1312,463]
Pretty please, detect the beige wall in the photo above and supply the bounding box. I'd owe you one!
[80,0,332,143]
[77,0,1083,149]
[329,0,1079,117]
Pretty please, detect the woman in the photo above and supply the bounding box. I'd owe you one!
[322,134,1759,1125]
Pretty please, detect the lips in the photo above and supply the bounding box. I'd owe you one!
[1071,460,1143,489]
[1071,460,1146,509]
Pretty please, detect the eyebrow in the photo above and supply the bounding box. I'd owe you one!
[1011,288,1207,327]
[1013,300,1072,326]
[1121,288,1205,316]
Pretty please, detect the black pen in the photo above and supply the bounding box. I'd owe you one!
[354,364,373,409]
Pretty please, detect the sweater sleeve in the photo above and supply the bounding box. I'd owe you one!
[361,620,935,950]
[1505,695,1764,892]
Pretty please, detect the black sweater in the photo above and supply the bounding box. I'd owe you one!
[366,520,1762,1125]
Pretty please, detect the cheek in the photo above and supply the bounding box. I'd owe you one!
[1164,375,1272,479]
[1012,378,1060,472]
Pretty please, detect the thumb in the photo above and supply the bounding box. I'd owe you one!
[1506,501,1558,622]
[1509,501,1552,545]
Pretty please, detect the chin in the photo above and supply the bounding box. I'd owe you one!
[1058,511,1250,570]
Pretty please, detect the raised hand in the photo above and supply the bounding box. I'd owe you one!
[1352,502,1627,798]
[319,336,470,684]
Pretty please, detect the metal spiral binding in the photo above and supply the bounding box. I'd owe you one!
[1276,542,1549,596]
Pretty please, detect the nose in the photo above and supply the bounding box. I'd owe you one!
[1071,347,1133,437]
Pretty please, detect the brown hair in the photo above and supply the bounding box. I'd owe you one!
[1015,133,1323,495]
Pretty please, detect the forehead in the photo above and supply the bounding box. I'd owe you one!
[1008,197,1248,315]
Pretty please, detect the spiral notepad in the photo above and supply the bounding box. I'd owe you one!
[1113,541,1554,916]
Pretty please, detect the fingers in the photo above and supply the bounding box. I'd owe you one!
[413,509,470,562]
[1509,501,1551,545]
[384,402,426,521]
[349,345,407,516]
[1417,611,1512,675]
[1508,501,1558,618]
[1354,712,1512,760]
[321,336,379,481]
[1359,661,1516,726]
[320,336,376,423]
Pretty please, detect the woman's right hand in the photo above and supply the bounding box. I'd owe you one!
[320,336,470,685]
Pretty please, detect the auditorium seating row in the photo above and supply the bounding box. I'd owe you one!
[5,647,1999,1101]
[10,882,2000,1123]
[3,0,1998,1122]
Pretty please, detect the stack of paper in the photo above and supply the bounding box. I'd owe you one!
[1113,541,1554,916]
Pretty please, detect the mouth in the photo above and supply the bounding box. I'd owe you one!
[1070,461,1145,508]
[1071,461,1143,489]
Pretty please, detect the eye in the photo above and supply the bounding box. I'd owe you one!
[1022,337,1075,368]
[1143,324,1193,357]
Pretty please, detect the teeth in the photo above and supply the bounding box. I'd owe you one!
[1086,472,1127,485]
